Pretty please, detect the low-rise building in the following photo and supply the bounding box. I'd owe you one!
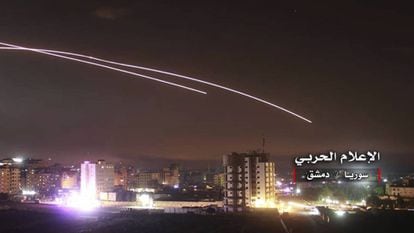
[61,171,79,189]
[386,184,414,198]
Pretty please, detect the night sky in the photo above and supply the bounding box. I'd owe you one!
[0,1,413,171]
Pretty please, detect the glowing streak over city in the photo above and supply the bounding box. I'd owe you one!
[0,42,312,123]
[0,42,206,95]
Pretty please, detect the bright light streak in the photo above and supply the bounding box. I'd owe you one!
[0,43,312,123]
[296,188,301,194]
[12,157,23,163]
[287,201,308,208]
[281,201,319,215]
[0,43,206,95]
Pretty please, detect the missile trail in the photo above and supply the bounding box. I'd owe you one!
[0,43,207,95]
[0,42,312,123]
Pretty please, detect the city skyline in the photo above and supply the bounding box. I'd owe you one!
[1,1,413,171]
[1,2,413,233]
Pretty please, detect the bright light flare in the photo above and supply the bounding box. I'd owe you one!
[0,42,312,123]
[254,199,276,208]
[282,187,292,193]
[65,191,99,211]
[279,201,319,215]
[12,157,23,163]
[334,210,346,217]
[22,190,36,195]
[138,193,153,208]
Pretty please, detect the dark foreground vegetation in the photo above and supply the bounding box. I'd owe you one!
[0,208,284,233]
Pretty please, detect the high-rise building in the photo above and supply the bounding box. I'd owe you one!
[114,166,128,188]
[81,161,96,199]
[161,164,180,187]
[29,164,64,196]
[96,160,115,194]
[137,171,161,188]
[33,172,61,196]
[223,152,276,212]
[114,163,136,189]
[179,169,205,186]
[19,159,44,191]
[0,165,21,194]
[213,173,225,188]
[81,160,114,199]
[136,164,180,189]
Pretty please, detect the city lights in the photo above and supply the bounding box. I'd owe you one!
[22,190,36,195]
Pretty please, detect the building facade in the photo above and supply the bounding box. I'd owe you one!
[223,152,276,212]
[161,164,180,187]
[33,171,61,196]
[114,165,128,188]
[136,164,180,189]
[0,165,21,194]
[386,185,414,198]
[96,160,115,194]
[81,161,97,199]
[137,171,161,188]
[81,160,114,199]
[61,171,79,189]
